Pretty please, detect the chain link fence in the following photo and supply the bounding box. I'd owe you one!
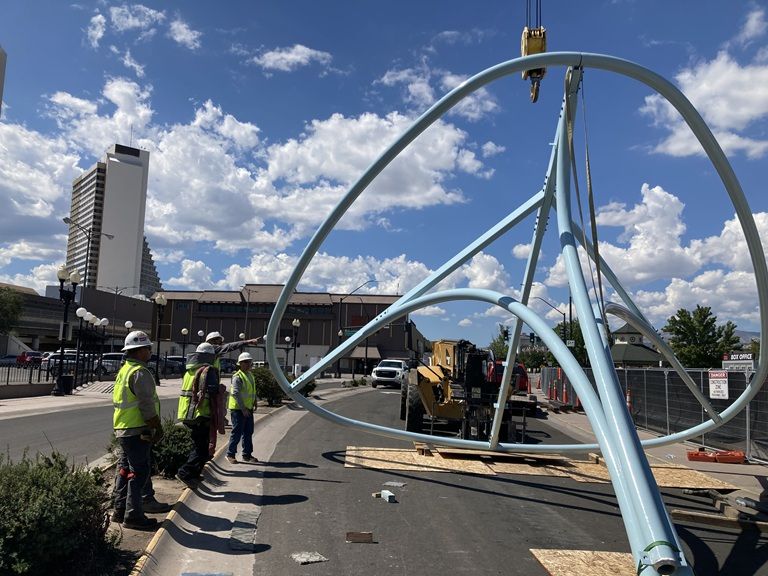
[541,366,768,461]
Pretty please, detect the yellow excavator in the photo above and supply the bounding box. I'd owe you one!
[521,0,546,102]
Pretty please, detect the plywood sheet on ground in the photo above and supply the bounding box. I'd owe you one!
[486,460,571,476]
[530,549,635,576]
[344,447,496,475]
[554,462,735,490]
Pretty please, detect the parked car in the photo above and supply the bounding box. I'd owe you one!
[371,359,410,388]
[149,355,185,376]
[16,351,43,367]
[0,354,19,367]
[166,355,187,371]
[43,354,86,377]
[95,353,125,377]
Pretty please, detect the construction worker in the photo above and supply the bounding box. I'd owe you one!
[176,342,220,486]
[226,352,258,464]
[204,331,261,372]
[111,330,169,530]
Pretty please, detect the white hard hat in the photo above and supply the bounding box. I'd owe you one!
[196,342,215,354]
[237,352,253,363]
[206,331,223,342]
[122,330,153,351]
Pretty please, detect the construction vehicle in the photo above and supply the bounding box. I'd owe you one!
[400,339,537,442]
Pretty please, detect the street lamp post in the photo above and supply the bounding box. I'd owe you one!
[291,318,301,374]
[532,296,567,341]
[98,318,108,379]
[99,285,134,352]
[197,329,205,343]
[74,307,88,386]
[181,328,189,359]
[52,266,80,396]
[283,336,292,372]
[153,294,167,380]
[337,279,378,378]
[62,217,113,307]
[241,286,257,337]
[336,329,344,378]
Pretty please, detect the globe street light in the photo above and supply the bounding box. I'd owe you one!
[336,328,344,378]
[52,266,80,396]
[181,328,189,358]
[283,336,291,372]
[197,329,205,342]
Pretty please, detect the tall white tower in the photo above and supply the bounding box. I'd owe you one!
[66,144,160,297]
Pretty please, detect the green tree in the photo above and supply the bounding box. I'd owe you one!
[663,305,741,368]
[0,287,22,335]
[548,319,588,366]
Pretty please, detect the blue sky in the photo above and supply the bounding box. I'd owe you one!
[1,1,767,345]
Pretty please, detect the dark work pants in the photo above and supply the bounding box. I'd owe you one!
[113,435,151,520]
[112,442,155,512]
[178,419,210,480]
[227,409,254,458]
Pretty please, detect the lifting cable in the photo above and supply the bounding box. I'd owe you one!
[564,69,611,340]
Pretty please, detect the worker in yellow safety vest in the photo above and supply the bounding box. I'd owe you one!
[176,342,220,486]
[226,352,259,464]
[111,330,170,530]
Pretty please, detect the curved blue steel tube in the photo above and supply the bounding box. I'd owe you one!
[265,52,766,576]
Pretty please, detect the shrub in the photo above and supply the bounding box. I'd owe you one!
[152,416,194,478]
[0,452,119,576]
[253,367,285,406]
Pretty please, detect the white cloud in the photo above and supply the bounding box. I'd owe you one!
[548,183,701,287]
[689,212,768,271]
[458,318,472,327]
[166,259,215,288]
[411,305,447,317]
[168,18,201,50]
[252,44,332,72]
[740,9,767,44]
[0,262,63,295]
[461,253,510,292]
[109,4,165,32]
[87,13,106,48]
[512,243,532,259]
[121,49,145,77]
[641,52,768,158]
[151,248,185,264]
[378,66,498,122]
[481,141,505,157]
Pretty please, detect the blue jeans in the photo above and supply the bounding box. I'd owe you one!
[112,435,151,520]
[227,409,254,458]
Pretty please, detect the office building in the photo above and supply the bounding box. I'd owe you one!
[65,144,161,298]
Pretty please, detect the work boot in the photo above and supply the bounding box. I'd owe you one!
[142,498,172,514]
[226,455,238,464]
[110,509,125,523]
[122,516,158,530]
[175,473,198,488]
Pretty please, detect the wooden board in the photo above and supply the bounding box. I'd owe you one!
[530,549,635,576]
[487,460,570,477]
[435,446,567,463]
[553,461,736,490]
[344,447,496,475]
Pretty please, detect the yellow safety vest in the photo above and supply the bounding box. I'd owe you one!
[228,369,257,410]
[177,365,212,421]
[113,360,159,429]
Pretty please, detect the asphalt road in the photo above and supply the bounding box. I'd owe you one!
[0,398,179,466]
[250,389,768,576]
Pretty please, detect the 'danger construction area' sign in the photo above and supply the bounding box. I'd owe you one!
[708,370,729,400]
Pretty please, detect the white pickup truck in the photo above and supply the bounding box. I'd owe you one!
[371,359,410,388]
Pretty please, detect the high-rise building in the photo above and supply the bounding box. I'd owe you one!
[65,144,162,298]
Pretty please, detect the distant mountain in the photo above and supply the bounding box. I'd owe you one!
[734,330,759,343]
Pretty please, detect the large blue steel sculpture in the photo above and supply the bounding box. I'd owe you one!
[265,53,768,576]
